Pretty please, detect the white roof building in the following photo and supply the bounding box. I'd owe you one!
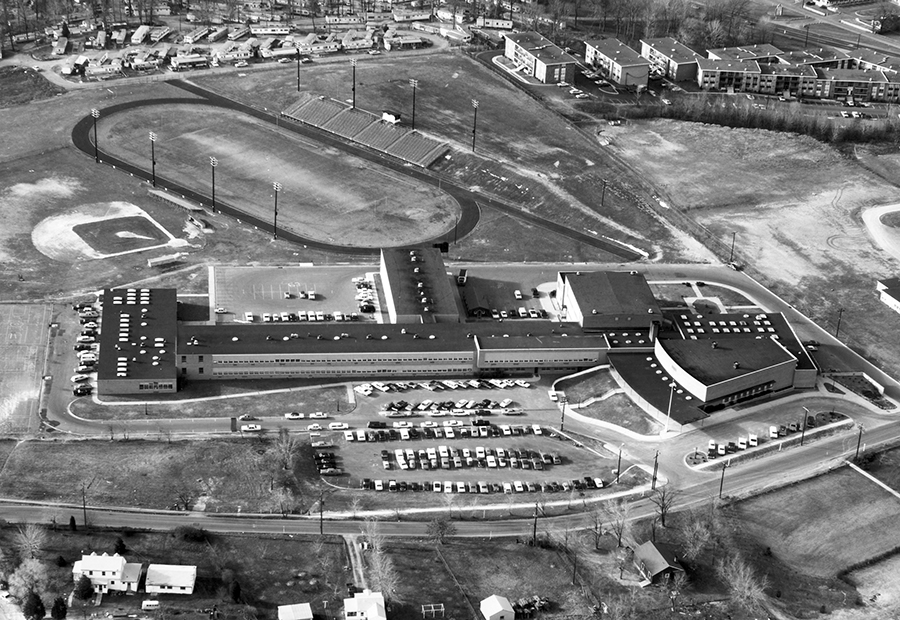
[480,595,514,620]
[145,564,197,595]
[344,589,387,620]
[72,552,141,594]
[278,603,314,620]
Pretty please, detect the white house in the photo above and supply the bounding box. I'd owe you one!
[480,595,514,620]
[343,589,386,620]
[278,603,314,620]
[145,564,197,595]
[72,552,141,594]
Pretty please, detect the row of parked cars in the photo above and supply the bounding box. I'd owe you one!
[355,378,530,397]
[707,413,837,459]
[362,477,604,494]
[345,422,545,443]
[72,302,101,396]
[382,445,559,472]
[380,397,518,415]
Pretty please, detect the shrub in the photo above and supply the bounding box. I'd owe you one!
[173,526,209,543]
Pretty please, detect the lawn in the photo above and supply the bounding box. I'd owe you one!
[574,393,662,436]
[2,526,348,620]
[556,369,619,404]
[0,66,65,108]
[97,103,459,249]
[856,445,900,492]
[381,541,472,620]
[730,466,900,578]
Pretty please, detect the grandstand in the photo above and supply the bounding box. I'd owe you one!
[281,94,449,168]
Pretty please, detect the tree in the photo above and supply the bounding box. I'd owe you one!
[14,524,48,560]
[716,552,768,612]
[74,575,94,601]
[426,518,456,545]
[367,550,404,604]
[22,591,44,620]
[51,596,67,620]
[649,487,681,527]
[363,517,384,555]
[603,498,631,547]
[588,507,604,550]
[274,429,299,470]
[229,580,242,604]
[9,560,50,602]
[113,537,127,555]
[68,516,76,532]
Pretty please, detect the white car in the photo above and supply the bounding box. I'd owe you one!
[244,312,254,322]
[309,412,328,419]
[514,380,530,388]
[328,422,349,430]
[238,414,257,421]
[367,49,381,55]
[420,421,438,428]
[278,57,292,64]
[307,423,323,431]
[392,421,412,429]
[514,480,525,493]
[556,81,570,87]
[442,420,462,427]
[284,412,304,420]
[240,424,262,432]
[70,374,91,383]
[75,335,95,343]
[234,60,249,68]
[215,307,228,314]
[262,313,272,322]
[499,398,513,408]
[82,321,98,329]
[661,98,672,105]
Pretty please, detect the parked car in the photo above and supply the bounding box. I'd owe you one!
[240,424,262,432]
[70,374,90,383]
[307,423,322,431]
[285,412,304,420]
[329,422,349,430]
[238,414,257,421]
[309,412,328,419]
[73,385,93,396]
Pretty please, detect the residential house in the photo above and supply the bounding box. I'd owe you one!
[479,595,514,620]
[344,589,386,620]
[633,541,685,585]
[145,564,197,595]
[72,552,141,594]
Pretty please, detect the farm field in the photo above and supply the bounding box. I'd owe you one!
[609,118,900,378]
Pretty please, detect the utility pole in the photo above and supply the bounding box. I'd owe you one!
[319,491,325,535]
[81,482,88,526]
[729,232,736,264]
[651,450,659,490]
[835,307,844,338]
[532,501,538,545]
[296,48,301,92]
[800,406,809,446]
[616,444,623,484]
[855,425,864,461]
[719,461,729,499]
[600,179,607,208]
[350,58,357,109]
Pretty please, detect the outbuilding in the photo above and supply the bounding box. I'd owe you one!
[479,595,514,620]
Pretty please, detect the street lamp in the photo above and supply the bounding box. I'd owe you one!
[148,131,157,187]
[409,78,418,131]
[800,406,809,446]
[272,182,282,240]
[664,381,676,433]
[350,58,358,109]
[91,108,100,163]
[209,157,218,213]
[471,98,479,152]
[719,461,729,498]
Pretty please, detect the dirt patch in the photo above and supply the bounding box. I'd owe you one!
[0,66,65,108]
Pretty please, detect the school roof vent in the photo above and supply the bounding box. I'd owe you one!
[232,337,239,341]
[381,335,389,340]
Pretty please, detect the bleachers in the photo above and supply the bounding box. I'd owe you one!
[282,95,449,168]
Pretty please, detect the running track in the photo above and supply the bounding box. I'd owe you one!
[70,79,641,261]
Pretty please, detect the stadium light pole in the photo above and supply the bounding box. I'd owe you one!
[409,78,418,131]
[350,58,358,109]
[718,461,729,498]
[728,231,736,264]
[209,157,218,213]
[800,406,810,446]
[835,307,844,338]
[91,108,100,163]
[471,98,479,152]
[664,381,676,433]
[296,48,301,92]
[148,131,157,187]
[272,181,282,240]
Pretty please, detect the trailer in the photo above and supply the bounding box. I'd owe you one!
[114,29,127,45]
[325,14,364,26]
[150,26,173,42]
[53,37,68,55]
[264,45,300,59]
[250,25,291,36]
[130,24,150,44]
[392,9,432,21]
[184,26,211,44]
[95,30,107,48]
[228,25,250,40]
[207,26,229,42]
[475,16,513,29]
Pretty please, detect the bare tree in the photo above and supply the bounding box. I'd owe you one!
[274,429,300,470]
[8,559,50,601]
[349,497,363,518]
[716,552,768,612]
[14,524,48,560]
[426,518,457,545]
[363,517,384,554]
[603,498,631,547]
[367,547,404,604]
[649,486,681,527]
[441,493,455,519]
[588,506,604,550]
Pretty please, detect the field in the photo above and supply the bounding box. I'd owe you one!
[0,525,349,620]
[0,304,52,434]
[0,66,65,108]
[731,466,900,578]
[72,214,172,254]
[610,118,900,377]
[97,103,458,249]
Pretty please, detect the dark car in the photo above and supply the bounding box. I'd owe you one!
[73,343,93,351]
[531,288,540,298]
[368,421,387,429]
[73,385,93,396]
[361,478,372,489]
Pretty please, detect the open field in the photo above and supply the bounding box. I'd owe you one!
[98,103,459,249]
[0,66,65,108]
[192,54,709,262]
[382,541,472,620]
[857,444,900,490]
[838,553,900,619]
[731,466,900,578]
[610,118,900,377]
[1,526,349,620]
[0,304,52,434]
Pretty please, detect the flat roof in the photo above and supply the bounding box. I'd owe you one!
[707,44,783,61]
[661,338,796,386]
[584,38,649,67]
[475,329,608,351]
[697,58,761,73]
[815,68,888,83]
[779,48,850,65]
[177,321,597,356]
[504,31,578,66]
[380,248,459,322]
[607,352,707,425]
[759,63,817,77]
[97,288,178,383]
[564,271,662,321]
[640,38,702,64]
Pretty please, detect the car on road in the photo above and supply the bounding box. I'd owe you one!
[278,57,292,63]
[284,412,304,420]
[238,414,257,421]
[240,424,262,432]
[442,420,462,427]
[307,423,322,431]
[367,49,381,55]
[235,60,249,68]
[328,422,349,430]
[70,374,90,383]
[73,385,93,396]
[392,421,412,428]
[215,307,228,314]
[309,412,328,419]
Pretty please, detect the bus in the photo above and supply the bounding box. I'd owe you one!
[130,24,150,44]
[53,37,68,55]
[170,54,209,71]
[228,25,250,40]
[250,25,291,36]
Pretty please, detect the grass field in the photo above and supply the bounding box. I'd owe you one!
[3,526,349,620]
[858,445,900,491]
[610,118,900,378]
[72,215,171,254]
[0,66,65,108]
[731,466,900,578]
[383,541,472,620]
[98,103,459,249]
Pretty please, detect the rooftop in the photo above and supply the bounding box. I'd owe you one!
[584,38,649,66]
[640,37,702,64]
[697,58,761,73]
[778,48,850,65]
[660,337,796,386]
[504,31,578,65]
[634,541,684,577]
[380,248,459,322]
[815,68,889,83]
[278,604,313,620]
[563,271,662,325]
[146,564,197,588]
[707,43,783,61]
[97,288,178,382]
[759,63,817,77]
[76,552,126,573]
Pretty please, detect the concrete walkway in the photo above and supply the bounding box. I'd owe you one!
[847,460,900,501]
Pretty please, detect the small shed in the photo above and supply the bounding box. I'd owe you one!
[382,110,402,125]
[480,595,514,620]
[633,541,684,586]
[278,603,313,620]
